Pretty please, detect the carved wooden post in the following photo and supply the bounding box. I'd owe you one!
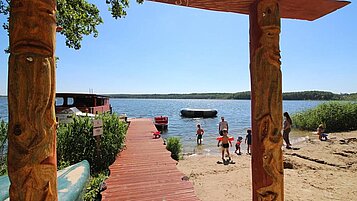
[249,0,283,200]
[8,0,58,200]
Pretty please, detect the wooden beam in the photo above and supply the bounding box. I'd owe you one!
[149,0,350,21]
[249,0,284,200]
[8,0,58,200]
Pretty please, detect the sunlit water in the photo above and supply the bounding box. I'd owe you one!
[0,97,324,155]
[109,99,323,155]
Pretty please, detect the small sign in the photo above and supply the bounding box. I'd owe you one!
[93,119,103,136]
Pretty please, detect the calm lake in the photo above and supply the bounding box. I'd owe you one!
[0,97,324,155]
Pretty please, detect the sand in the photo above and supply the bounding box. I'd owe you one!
[177,131,357,201]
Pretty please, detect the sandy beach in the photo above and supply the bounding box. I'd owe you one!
[177,131,357,201]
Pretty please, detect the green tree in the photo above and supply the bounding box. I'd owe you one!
[0,0,144,51]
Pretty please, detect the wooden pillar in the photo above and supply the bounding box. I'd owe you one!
[249,0,284,200]
[7,0,58,200]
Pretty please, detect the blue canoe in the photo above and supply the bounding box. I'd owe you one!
[0,160,90,201]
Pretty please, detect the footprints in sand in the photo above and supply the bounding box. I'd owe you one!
[333,149,356,157]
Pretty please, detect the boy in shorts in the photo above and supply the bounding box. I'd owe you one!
[196,124,204,145]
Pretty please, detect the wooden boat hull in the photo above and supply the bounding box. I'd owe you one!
[180,108,218,118]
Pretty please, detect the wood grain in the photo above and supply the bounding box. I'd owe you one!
[250,0,283,200]
[8,0,57,200]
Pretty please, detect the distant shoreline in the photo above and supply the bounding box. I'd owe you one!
[106,91,357,101]
[1,91,356,100]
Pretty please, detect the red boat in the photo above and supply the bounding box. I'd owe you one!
[154,116,168,131]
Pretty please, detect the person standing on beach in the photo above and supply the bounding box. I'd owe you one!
[283,112,293,149]
[196,124,204,145]
[218,116,229,136]
[217,129,232,161]
[235,137,243,155]
[245,129,252,155]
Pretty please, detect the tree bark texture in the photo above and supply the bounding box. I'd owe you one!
[249,0,284,200]
[8,0,58,200]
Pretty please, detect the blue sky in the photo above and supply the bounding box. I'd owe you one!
[0,1,356,95]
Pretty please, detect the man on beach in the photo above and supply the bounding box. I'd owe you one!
[218,116,229,136]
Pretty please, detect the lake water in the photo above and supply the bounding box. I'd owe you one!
[0,97,324,155]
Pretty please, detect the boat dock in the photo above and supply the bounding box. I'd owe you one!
[102,118,198,201]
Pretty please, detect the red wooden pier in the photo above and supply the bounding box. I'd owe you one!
[102,118,198,201]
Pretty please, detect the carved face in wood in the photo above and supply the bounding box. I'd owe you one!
[257,0,281,68]
[9,0,56,56]
[258,0,280,29]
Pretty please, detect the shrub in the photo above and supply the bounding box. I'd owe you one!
[57,113,127,174]
[292,102,357,132]
[166,137,182,161]
[0,120,7,176]
[0,120,6,145]
[83,172,108,201]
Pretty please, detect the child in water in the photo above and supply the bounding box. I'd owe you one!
[235,136,243,155]
[196,124,204,145]
[217,129,232,161]
[245,129,252,155]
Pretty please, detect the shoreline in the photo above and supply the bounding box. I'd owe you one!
[177,131,357,201]
[181,129,312,157]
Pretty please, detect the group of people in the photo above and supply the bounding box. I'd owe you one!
[196,116,252,161]
[196,113,329,162]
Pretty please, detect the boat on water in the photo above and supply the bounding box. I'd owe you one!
[180,108,218,118]
[154,116,168,131]
[56,93,112,115]
[55,93,112,123]
[56,107,96,124]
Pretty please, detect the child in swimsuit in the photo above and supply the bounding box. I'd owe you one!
[196,124,204,145]
[217,129,232,161]
[235,136,243,155]
[245,129,252,155]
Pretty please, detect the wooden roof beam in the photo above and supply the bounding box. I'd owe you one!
[148,0,350,21]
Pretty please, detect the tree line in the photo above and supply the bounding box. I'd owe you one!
[107,91,357,101]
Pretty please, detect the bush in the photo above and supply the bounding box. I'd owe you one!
[0,120,6,145]
[166,137,182,161]
[83,172,108,201]
[292,102,357,132]
[0,120,8,176]
[57,113,127,174]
